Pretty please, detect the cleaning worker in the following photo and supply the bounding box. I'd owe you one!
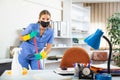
[18,10,54,70]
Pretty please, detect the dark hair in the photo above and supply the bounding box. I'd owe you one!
[39,10,51,18]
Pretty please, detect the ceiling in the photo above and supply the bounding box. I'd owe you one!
[72,0,120,3]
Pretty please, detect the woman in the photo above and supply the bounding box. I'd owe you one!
[18,10,54,70]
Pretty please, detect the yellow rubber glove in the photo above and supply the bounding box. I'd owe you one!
[40,51,47,59]
[22,34,31,41]
[20,34,30,41]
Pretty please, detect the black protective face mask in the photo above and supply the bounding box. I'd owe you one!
[40,21,49,28]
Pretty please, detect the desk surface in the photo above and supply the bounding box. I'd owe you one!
[0,70,72,80]
[0,70,120,80]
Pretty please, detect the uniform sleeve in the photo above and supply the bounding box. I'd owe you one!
[21,24,33,36]
[47,30,54,44]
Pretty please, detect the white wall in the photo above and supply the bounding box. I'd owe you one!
[0,0,62,59]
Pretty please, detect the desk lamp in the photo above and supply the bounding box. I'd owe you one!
[84,29,112,74]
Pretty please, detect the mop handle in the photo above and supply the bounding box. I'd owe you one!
[33,37,40,69]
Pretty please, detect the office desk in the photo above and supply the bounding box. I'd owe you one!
[0,70,120,80]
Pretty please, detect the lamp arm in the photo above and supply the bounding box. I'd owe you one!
[103,35,112,74]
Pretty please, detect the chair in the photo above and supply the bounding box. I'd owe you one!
[60,47,90,68]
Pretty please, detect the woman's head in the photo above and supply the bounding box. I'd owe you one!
[38,10,51,28]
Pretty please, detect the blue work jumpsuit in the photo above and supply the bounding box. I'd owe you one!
[18,23,54,70]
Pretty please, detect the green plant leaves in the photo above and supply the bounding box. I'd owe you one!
[107,12,120,49]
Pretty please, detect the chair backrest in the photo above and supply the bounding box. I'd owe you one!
[60,47,90,68]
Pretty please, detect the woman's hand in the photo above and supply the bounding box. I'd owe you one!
[19,35,24,41]
[34,53,42,60]
[34,51,47,60]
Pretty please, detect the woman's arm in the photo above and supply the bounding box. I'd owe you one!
[44,29,54,54]
[44,43,52,54]
[20,24,37,41]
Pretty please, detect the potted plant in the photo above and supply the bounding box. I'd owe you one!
[107,12,120,66]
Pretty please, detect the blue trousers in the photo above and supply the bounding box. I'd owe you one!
[18,55,43,70]
[18,42,43,70]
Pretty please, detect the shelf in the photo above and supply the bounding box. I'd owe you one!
[72,43,87,46]
[52,46,72,49]
[73,43,86,45]
[72,18,89,23]
[45,59,61,64]
[54,36,71,39]
[72,30,88,34]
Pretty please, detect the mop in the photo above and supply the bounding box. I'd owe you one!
[33,37,41,69]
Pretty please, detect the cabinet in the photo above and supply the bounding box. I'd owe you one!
[0,59,12,76]
[71,4,90,52]
[44,21,72,69]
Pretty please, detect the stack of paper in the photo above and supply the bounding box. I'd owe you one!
[54,68,74,75]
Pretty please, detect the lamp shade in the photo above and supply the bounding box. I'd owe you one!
[84,29,104,50]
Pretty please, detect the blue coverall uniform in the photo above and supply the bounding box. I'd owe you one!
[18,23,54,70]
